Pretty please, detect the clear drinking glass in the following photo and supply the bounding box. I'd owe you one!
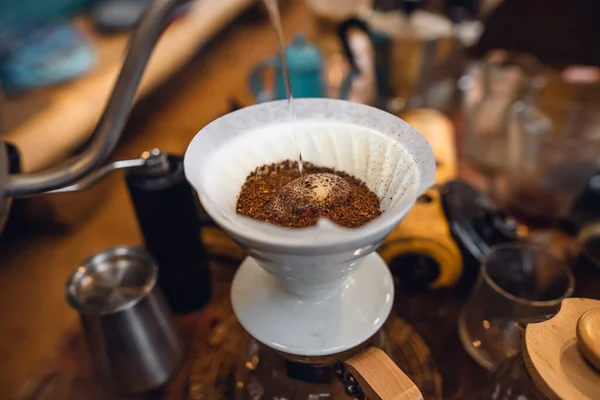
[479,350,547,400]
[458,243,575,371]
[462,50,545,179]
[496,99,600,229]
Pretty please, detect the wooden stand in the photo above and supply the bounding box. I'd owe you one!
[524,298,600,400]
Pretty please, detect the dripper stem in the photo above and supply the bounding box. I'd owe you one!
[278,275,344,299]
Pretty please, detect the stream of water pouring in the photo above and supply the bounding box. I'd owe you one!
[262,0,304,178]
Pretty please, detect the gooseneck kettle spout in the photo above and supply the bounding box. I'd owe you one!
[4,0,186,196]
[0,0,188,231]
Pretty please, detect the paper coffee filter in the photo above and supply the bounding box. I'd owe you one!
[184,99,435,248]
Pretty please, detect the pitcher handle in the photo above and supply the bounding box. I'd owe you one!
[337,347,424,400]
[339,69,359,100]
[248,57,277,103]
[337,18,371,101]
[338,18,370,71]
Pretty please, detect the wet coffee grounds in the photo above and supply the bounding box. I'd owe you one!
[236,160,382,228]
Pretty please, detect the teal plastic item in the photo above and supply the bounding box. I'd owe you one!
[0,0,95,21]
[249,32,325,102]
[0,18,97,93]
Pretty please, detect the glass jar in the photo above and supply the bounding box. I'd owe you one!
[462,50,545,179]
[496,99,600,229]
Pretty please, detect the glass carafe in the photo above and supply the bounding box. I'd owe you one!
[234,317,442,400]
[234,337,357,399]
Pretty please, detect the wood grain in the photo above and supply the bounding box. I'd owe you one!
[524,298,600,400]
[345,346,424,400]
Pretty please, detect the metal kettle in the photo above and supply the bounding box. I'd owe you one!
[337,3,480,112]
[0,0,188,235]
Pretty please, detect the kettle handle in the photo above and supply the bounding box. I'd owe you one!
[248,57,278,103]
[339,346,424,400]
[337,18,377,102]
[338,18,370,72]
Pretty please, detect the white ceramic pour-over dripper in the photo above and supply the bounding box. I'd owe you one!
[184,99,435,357]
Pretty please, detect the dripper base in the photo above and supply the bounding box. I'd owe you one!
[231,253,394,357]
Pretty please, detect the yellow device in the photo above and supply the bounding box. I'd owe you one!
[377,109,462,290]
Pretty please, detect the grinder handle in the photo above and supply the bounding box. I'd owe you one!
[343,347,423,400]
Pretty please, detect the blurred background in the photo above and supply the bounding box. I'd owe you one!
[1,0,600,399]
